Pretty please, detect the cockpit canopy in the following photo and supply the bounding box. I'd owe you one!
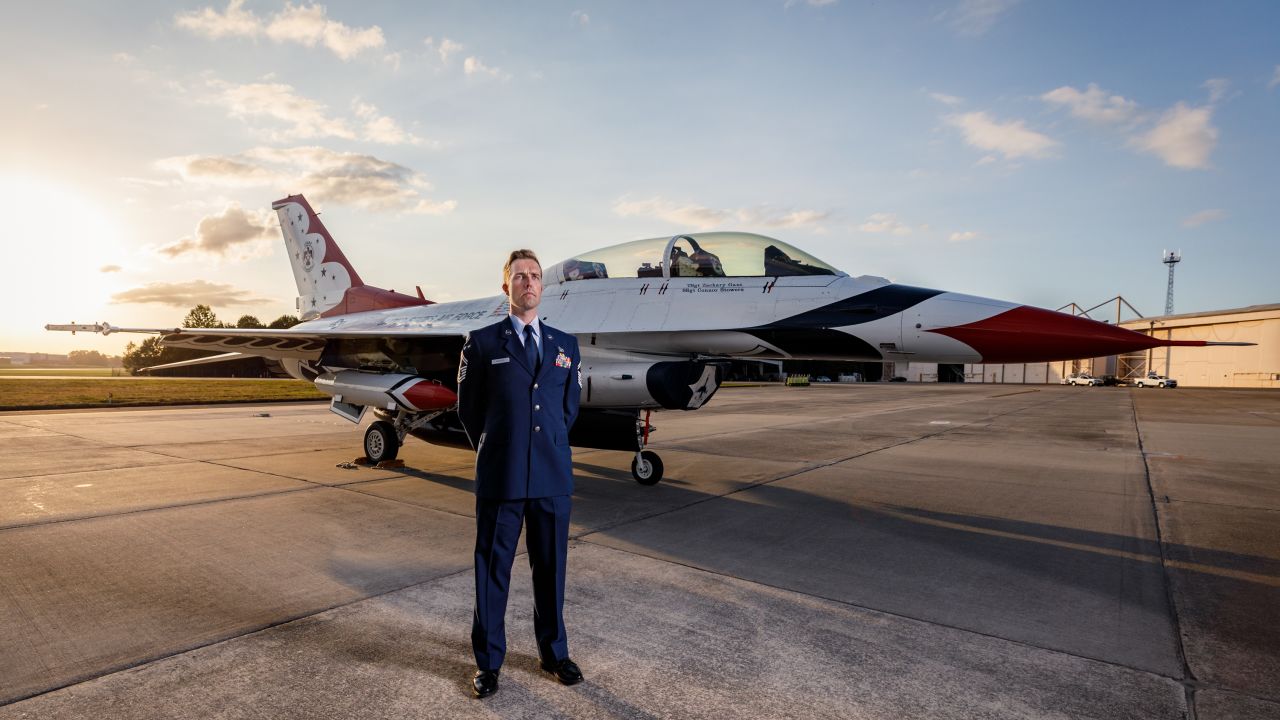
[545,232,844,285]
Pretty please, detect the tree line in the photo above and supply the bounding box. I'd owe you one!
[121,305,300,375]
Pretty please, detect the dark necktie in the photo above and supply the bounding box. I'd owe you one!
[524,324,540,373]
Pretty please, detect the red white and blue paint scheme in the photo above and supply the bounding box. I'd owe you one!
[49,194,1241,484]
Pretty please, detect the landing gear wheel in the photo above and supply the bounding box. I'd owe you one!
[631,450,663,486]
[364,420,400,463]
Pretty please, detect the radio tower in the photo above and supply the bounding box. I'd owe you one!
[1162,250,1181,315]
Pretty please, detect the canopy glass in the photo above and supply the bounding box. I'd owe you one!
[547,232,842,284]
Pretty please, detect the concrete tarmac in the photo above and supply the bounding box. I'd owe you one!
[0,384,1276,719]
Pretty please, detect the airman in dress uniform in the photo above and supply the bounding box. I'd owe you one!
[457,249,583,699]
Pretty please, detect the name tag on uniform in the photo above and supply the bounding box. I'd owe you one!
[491,357,510,365]
[555,352,571,368]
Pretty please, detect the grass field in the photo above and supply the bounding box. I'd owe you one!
[0,367,123,377]
[0,377,327,410]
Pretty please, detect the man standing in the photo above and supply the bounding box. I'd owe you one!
[457,249,584,699]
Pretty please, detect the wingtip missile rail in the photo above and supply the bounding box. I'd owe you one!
[45,322,172,336]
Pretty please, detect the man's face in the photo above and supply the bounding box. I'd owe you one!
[504,258,542,314]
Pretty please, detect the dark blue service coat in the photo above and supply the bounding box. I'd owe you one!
[457,318,582,499]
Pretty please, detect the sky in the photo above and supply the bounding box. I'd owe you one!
[3,0,1278,356]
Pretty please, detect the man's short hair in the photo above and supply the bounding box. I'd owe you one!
[503,249,541,284]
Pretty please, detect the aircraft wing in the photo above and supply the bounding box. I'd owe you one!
[139,351,253,373]
[45,323,468,361]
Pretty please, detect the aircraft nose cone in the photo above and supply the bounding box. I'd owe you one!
[929,305,1165,363]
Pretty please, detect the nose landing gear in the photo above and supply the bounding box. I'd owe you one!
[631,449,663,485]
[629,409,663,485]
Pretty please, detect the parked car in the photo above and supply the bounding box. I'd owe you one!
[1135,373,1178,388]
[1063,373,1103,386]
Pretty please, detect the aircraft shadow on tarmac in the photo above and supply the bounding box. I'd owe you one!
[554,458,1280,597]
[541,458,1278,680]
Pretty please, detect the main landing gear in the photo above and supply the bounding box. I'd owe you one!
[362,406,667,485]
[364,420,400,463]
[363,408,451,464]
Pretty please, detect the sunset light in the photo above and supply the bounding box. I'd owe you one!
[0,175,127,353]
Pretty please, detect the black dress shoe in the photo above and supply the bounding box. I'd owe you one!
[471,669,499,698]
[540,657,584,685]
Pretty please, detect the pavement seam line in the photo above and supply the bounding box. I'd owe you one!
[0,463,479,532]
[0,484,327,532]
[0,457,192,483]
[1160,496,1280,515]
[1130,391,1199,719]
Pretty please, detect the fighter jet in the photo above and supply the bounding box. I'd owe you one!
[49,194,1245,484]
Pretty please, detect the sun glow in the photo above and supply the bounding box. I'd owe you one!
[0,175,128,353]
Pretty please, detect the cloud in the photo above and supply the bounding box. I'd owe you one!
[175,0,384,60]
[100,264,123,273]
[857,213,912,236]
[436,37,464,65]
[267,2,384,60]
[1270,66,1280,90]
[1042,83,1224,170]
[159,203,278,258]
[1203,78,1230,103]
[929,92,964,106]
[464,56,506,79]
[158,146,457,215]
[1041,84,1139,124]
[945,111,1058,160]
[157,154,279,186]
[948,231,979,242]
[175,0,259,39]
[425,37,510,80]
[939,0,1020,36]
[353,101,426,145]
[1181,209,1226,228]
[612,197,828,230]
[613,198,730,229]
[785,0,838,7]
[210,80,354,141]
[1131,102,1217,169]
[203,79,425,145]
[570,10,590,26]
[111,280,271,307]
[738,207,831,228]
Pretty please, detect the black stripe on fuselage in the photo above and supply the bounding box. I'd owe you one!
[742,328,884,360]
[766,284,944,329]
[741,285,943,360]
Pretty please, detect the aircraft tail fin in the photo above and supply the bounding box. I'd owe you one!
[272,194,430,320]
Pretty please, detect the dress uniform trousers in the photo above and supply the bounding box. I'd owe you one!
[472,494,571,671]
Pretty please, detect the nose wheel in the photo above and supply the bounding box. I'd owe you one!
[631,450,663,485]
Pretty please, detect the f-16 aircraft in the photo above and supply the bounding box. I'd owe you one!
[49,194,1245,484]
